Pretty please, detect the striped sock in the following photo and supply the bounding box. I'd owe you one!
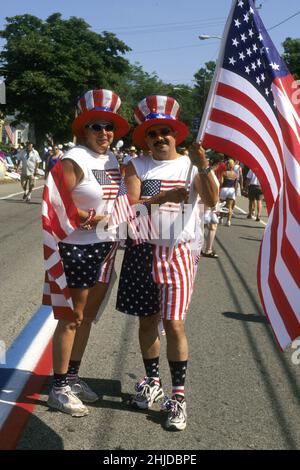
[168,360,188,399]
[53,373,68,389]
[143,357,160,386]
[67,360,81,382]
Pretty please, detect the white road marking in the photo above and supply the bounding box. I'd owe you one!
[0,184,44,201]
[235,204,267,226]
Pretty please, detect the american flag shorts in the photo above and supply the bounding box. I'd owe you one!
[116,241,197,320]
[59,241,119,289]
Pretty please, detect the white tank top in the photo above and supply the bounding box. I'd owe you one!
[132,155,202,247]
[62,145,121,244]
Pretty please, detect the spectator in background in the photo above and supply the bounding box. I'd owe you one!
[219,159,238,227]
[214,154,227,184]
[45,144,64,178]
[16,141,41,202]
[245,169,263,222]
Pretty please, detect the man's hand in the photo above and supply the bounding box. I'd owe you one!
[161,188,188,204]
[188,142,208,170]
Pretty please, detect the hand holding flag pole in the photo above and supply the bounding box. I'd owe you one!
[195,0,300,350]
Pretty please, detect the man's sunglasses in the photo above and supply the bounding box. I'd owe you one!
[85,123,114,132]
[146,128,172,139]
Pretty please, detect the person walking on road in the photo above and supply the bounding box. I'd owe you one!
[46,89,129,417]
[245,169,263,222]
[16,141,41,202]
[116,95,219,430]
[219,159,238,227]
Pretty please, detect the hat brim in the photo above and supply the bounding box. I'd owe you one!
[72,110,130,139]
[132,119,189,150]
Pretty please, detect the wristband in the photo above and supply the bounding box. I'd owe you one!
[80,208,96,230]
[198,166,212,175]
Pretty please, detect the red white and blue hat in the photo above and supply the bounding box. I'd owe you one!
[132,95,189,150]
[72,89,129,139]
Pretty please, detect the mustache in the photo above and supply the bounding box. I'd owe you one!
[154,138,170,147]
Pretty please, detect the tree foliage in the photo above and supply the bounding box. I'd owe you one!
[0,13,131,145]
[282,37,300,79]
[0,12,218,148]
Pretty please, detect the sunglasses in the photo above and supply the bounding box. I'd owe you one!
[85,123,114,132]
[146,127,173,139]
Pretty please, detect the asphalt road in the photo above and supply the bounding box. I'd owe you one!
[1,181,300,450]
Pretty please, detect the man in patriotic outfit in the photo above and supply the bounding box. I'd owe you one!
[45,89,129,416]
[116,95,219,430]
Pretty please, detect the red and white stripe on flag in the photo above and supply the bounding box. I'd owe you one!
[198,0,300,349]
[5,125,14,144]
[42,160,80,318]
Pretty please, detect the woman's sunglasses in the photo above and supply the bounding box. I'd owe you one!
[146,127,172,139]
[85,123,114,132]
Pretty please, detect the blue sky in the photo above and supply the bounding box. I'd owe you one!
[1,0,299,85]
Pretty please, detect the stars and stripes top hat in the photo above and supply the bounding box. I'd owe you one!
[132,95,189,150]
[72,89,130,139]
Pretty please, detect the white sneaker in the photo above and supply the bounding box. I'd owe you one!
[162,395,187,431]
[26,193,31,202]
[47,385,89,417]
[69,379,99,403]
[131,377,164,409]
[226,220,231,227]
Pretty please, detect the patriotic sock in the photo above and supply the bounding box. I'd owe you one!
[143,357,160,386]
[168,360,188,400]
[53,373,68,390]
[67,360,81,383]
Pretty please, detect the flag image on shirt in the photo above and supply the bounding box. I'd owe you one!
[198,0,300,349]
[92,169,121,200]
[42,160,80,318]
[142,179,187,213]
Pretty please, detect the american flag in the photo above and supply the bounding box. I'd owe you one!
[142,179,187,213]
[92,169,121,200]
[108,178,143,241]
[4,125,14,145]
[42,160,80,318]
[199,0,300,349]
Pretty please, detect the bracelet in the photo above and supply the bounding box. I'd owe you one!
[80,208,96,230]
[198,166,212,175]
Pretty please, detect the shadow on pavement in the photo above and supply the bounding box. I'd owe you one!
[239,236,261,242]
[222,311,268,324]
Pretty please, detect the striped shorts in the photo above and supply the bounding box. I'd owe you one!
[116,241,196,320]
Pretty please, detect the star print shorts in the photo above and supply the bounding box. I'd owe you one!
[58,241,119,289]
[116,242,160,317]
[116,241,197,320]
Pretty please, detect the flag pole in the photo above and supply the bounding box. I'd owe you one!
[167,1,237,260]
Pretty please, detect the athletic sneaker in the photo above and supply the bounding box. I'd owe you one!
[226,220,231,227]
[69,378,99,403]
[162,395,187,431]
[131,377,164,409]
[26,193,31,202]
[47,385,89,417]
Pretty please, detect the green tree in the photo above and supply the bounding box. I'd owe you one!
[193,60,216,114]
[0,13,131,146]
[283,37,300,79]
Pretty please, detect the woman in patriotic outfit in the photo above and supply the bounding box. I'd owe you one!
[116,95,219,430]
[47,89,129,417]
